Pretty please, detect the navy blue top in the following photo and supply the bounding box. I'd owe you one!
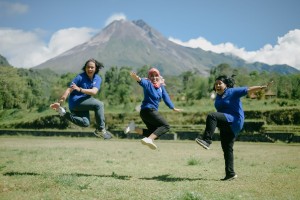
[139,78,174,111]
[68,72,101,110]
[214,87,248,136]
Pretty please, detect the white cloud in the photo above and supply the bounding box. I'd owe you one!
[105,13,127,26]
[0,1,29,15]
[0,14,126,68]
[0,27,98,68]
[169,29,300,71]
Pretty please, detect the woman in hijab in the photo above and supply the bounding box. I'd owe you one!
[125,68,182,150]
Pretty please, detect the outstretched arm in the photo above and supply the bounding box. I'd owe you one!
[248,81,273,95]
[58,87,73,105]
[50,87,72,110]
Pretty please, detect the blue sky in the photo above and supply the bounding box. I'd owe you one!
[0,0,300,70]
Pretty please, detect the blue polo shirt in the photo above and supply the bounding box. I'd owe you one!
[214,87,248,136]
[68,72,101,110]
[139,78,174,111]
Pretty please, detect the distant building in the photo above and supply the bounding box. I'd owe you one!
[265,90,276,99]
[248,90,276,99]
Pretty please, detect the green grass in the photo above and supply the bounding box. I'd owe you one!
[0,136,299,200]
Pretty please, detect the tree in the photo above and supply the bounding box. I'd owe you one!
[104,66,133,105]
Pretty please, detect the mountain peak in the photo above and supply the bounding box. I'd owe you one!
[33,19,298,75]
[133,19,151,31]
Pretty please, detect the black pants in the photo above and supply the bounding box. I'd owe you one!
[140,108,170,138]
[201,112,236,177]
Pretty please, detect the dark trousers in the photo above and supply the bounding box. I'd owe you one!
[140,108,170,138]
[202,112,236,177]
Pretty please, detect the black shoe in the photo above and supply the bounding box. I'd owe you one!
[195,138,210,150]
[220,174,237,181]
[94,129,112,140]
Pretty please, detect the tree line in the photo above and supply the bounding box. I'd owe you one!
[0,64,300,111]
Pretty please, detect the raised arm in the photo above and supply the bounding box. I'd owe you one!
[130,71,141,82]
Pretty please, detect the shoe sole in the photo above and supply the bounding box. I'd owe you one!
[124,127,130,134]
[195,139,210,150]
[221,174,237,181]
[93,132,112,139]
[103,134,112,140]
[93,132,103,138]
[141,140,157,150]
[124,122,135,134]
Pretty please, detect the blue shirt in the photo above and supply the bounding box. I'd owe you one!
[214,87,248,136]
[139,78,174,111]
[68,72,102,110]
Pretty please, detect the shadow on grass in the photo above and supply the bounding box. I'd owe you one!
[140,174,207,182]
[3,171,131,180]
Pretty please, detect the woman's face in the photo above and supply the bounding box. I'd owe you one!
[149,72,160,84]
[214,80,227,95]
[85,61,96,78]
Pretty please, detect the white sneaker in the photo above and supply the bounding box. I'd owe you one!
[141,137,157,150]
[124,121,135,134]
[58,106,66,116]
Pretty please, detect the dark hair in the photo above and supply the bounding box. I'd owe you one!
[82,58,104,74]
[213,75,235,91]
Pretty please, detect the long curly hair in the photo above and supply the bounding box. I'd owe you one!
[82,58,104,74]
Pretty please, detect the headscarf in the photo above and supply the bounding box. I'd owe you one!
[148,68,165,88]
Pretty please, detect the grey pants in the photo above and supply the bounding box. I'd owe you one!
[65,97,105,130]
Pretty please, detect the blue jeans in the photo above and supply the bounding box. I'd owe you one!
[65,97,105,130]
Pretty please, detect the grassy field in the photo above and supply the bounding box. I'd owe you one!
[0,136,299,200]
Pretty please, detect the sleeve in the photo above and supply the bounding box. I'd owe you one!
[94,75,101,90]
[161,86,174,109]
[233,87,248,98]
[70,74,82,87]
[139,78,151,89]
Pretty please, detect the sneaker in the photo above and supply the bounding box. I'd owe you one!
[220,174,237,181]
[94,129,112,140]
[58,106,66,116]
[124,121,135,134]
[195,138,210,150]
[141,137,157,150]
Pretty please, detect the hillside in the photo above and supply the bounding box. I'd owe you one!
[33,19,299,76]
[0,54,11,67]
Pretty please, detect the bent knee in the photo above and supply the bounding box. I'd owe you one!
[82,118,90,127]
[164,124,170,131]
[94,101,104,109]
[207,113,217,120]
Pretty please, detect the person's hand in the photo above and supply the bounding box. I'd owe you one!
[173,108,183,112]
[261,81,274,90]
[70,82,81,92]
[130,71,141,81]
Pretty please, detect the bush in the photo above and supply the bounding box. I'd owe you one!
[15,115,69,129]
[264,109,300,125]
